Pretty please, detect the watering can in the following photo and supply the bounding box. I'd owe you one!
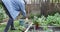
[19,19,25,26]
[19,19,29,28]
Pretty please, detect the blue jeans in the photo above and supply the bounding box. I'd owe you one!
[4,18,14,32]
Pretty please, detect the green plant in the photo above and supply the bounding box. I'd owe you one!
[0,21,22,32]
[33,16,38,24]
[46,13,60,26]
[0,3,7,23]
[0,7,4,23]
[29,13,35,19]
[32,13,60,30]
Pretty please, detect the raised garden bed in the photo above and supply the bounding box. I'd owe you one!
[28,25,60,32]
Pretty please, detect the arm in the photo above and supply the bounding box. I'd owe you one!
[19,0,27,19]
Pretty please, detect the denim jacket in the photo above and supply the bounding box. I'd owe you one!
[2,0,26,20]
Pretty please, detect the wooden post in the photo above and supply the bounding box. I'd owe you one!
[41,0,50,16]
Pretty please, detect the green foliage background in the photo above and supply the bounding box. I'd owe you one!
[0,3,7,23]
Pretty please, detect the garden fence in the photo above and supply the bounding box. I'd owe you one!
[26,0,60,16]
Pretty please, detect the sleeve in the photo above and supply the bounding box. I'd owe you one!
[18,1,26,18]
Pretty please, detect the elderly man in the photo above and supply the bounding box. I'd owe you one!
[1,0,27,32]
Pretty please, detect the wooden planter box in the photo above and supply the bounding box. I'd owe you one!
[29,25,60,32]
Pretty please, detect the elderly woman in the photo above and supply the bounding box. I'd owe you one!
[1,0,27,32]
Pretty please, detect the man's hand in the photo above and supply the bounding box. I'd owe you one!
[26,18,28,21]
[25,18,28,22]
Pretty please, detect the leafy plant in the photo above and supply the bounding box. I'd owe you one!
[0,4,4,23]
[46,13,60,26]
[33,16,38,24]
[33,13,60,30]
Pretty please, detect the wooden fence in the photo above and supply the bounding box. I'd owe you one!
[0,0,60,17]
[25,0,60,17]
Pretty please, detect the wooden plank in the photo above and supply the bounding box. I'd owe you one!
[25,23,33,32]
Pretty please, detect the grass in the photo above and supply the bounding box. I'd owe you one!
[0,20,22,32]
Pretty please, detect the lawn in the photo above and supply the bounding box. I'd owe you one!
[0,20,22,32]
